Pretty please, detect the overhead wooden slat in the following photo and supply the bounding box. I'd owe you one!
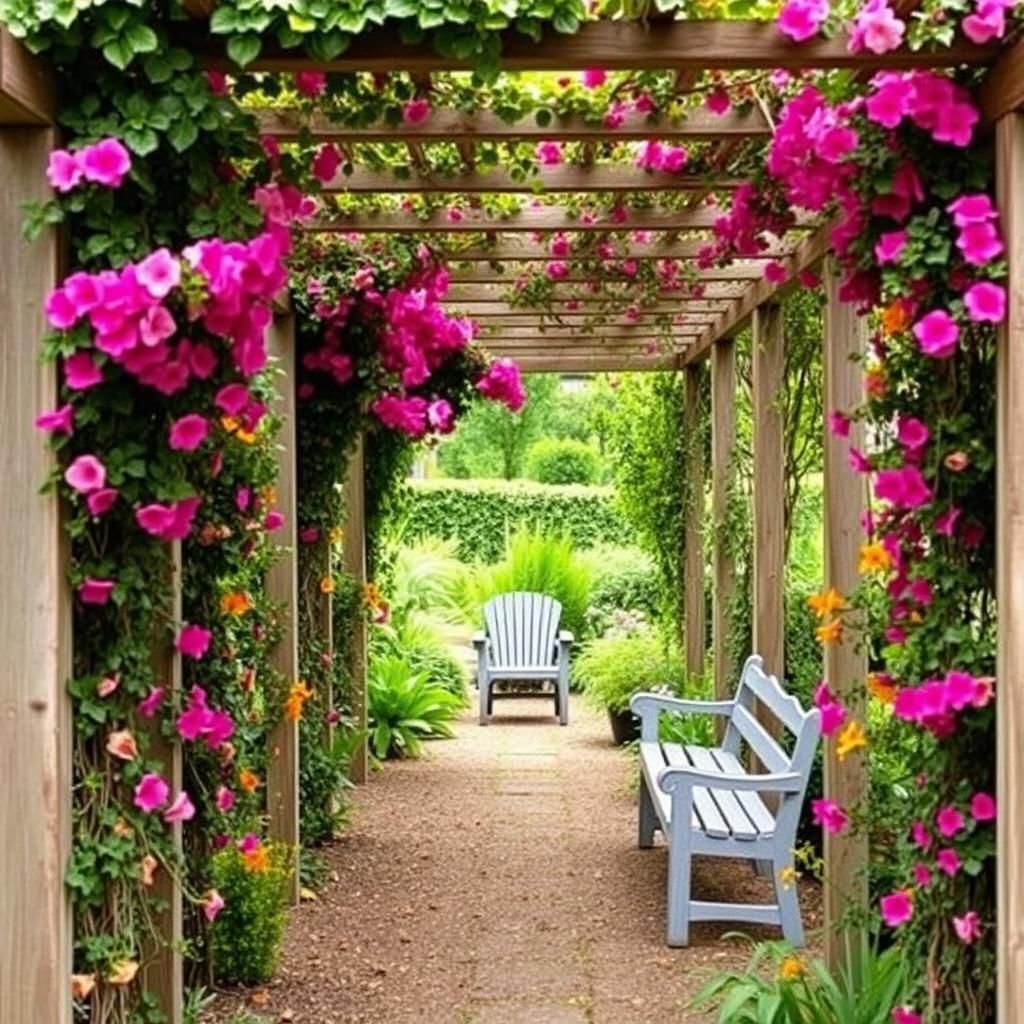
[323,165,743,193]
[256,106,772,142]
[446,266,765,285]
[980,38,1024,125]
[511,353,680,372]
[482,341,687,353]
[443,236,793,261]
[310,204,815,234]
[445,284,737,306]
[202,21,996,73]
[477,325,699,341]
[0,28,56,125]
[454,306,720,322]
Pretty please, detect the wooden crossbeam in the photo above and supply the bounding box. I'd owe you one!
[511,353,680,372]
[323,165,743,194]
[446,265,765,284]
[980,37,1024,124]
[478,324,698,340]
[0,28,56,124]
[256,106,772,142]
[203,21,996,73]
[443,236,792,261]
[449,296,728,313]
[461,308,719,324]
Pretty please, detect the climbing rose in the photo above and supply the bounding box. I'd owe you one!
[706,88,731,115]
[134,773,170,813]
[87,488,118,517]
[936,805,965,838]
[936,848,961,877]
[65,455,106,494]
[294,71,326,97]
[46,149,82,192]
[169,414,209,452]
[176,624,212,659]
[311,143,342,183]
[79,138,132,188]
[777,0,829,41]
[963,281,1007,323]
[953,910,982,944]
[546,261,569,281]
[971,791,997,821]
[880,890,913,927]
[535,140,563,166]
[811,798,848,834]
[580,68,607,88]
[106,730,138,761]
[402,98,430,124]
[912,310,960,359]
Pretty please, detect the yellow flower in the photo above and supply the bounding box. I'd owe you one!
[858,542,891,575]
[807,587,844,619]
[235,427,256,444]
[220,591,253,616]
[319,576,335,594]
[242,845,270,874]
[779,955,806,981]
[328,525,344,545]
[263,485,277,505]
[107,960,140,986]
[364,581,382,606]
[867,673,898,705]
[816,618,843,645]
[220,415,240,433]
[284,680,314,722]
[778,865,800,890]
[837,719,868,760]
[238,767,261,793]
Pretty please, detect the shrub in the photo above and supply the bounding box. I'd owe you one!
[576,629,684,714]
[401,478,632,563]
[582,544,662,637]
[461,531,593,636]
[372,610,468,701]
[524,437,601,486]
[368,655,462,759]
[210,841,293,985]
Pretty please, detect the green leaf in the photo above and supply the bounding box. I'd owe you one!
[209,7,238,33]
[102,38,135,70]
[418,8,447,28]
[552,10,579,31]
[535,108,552,128]
[167,118,199,153]
[227,33,262,68]
[384,0,420,16]
[124,22,158,54]
[123,126,159,155]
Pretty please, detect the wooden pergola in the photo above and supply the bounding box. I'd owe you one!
[1,19,1023,1024]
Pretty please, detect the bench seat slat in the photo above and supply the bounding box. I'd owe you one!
[662,744,732,839]
[684,745,760,841]
[709,749,777,838]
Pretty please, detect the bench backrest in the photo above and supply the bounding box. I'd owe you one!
[483,592,562,668]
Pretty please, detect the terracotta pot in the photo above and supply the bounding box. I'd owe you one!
[607,707,640,746]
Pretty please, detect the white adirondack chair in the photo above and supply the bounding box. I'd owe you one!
[630,656,821,947]
[473,592,573,726]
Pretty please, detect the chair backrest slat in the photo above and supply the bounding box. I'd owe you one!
[483,592,562,668]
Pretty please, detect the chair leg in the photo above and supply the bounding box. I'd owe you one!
[638,774,657,849]
[773,856,805,947]
[666,837,692,947]
[479,677,489,726]
[557,674,568,727]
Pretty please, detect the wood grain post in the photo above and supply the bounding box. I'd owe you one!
[711,336,737,702]
[683,363,706,680]
[752,303,785,688]
[821,259,869,970]
[266,312,300,905]
[145,545,183,1024]
[342,435,369,784]
[997,111,1024,1024]
[0,126,71,1024]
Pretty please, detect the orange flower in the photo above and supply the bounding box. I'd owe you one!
[238,768,261,793]
[807,588,844,619]
[112,818,134,838]
[71,974,96,1001]
[867,672,898,705]
[364,581,383,605]
[220,415,240,433]
[284,680,314,722]
[220,415,256,444]
[140,854,158,887]
[242,844,270,874]
[880,300,910,336]
[816,618,843,645]
[319,576,335,594]
[107,960,139,986]
[858,542,891,575]
[220,591,253,616]
[864,367,887,399]
[837,719,868,760]
[263,485,278,505]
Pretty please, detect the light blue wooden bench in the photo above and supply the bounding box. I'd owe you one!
[629,655,821,947]
[473,592,572,726]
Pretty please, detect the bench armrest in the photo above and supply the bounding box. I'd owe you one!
[630,692,735,719]
[656,767,803,796]
[558,630,574,645]
[472,631,487,649]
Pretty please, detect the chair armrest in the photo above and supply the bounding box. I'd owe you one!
[558,630,574,644]
[472,631,487,649]
[656,767,803,796]
[630,692,735,718]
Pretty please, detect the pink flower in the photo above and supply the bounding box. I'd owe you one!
[176,624,212,659]
[777,0,829,41]
[912,310,960,359]
[163,791,196,824]
[202,889,226,922]
[238,832,260,854]
[86,488,118,517]
[311,143,342,183]
[581,68,607,88]
[912,863,932,887]
[79,578,115,605]
[892,1009,922,1024]
[957,221,1004,265]
[403,98,430,124]
[65,455,106,494]
[371,394,429,438]
[215,383,251,416]
[850,0,906,54]
[706,88,731,115]
[294,71,326,97]
[798,269,821,289]
[106,729,138,761]
[47,149,83,192]
[300,526,319,544]
[206,70,228,95]
[535,141,563,166]
[136,248,181,299]
[549,234,571,258]
[971,791,997,822]
[134,773,170,813]
[215,786,235,813]
[936,848,961,877]
[264,509,285,531]
[874,466,931,509]
[828,411,850,438]
[169,414,209,452]
[45,288,78,330]
[137,686,165,718]
[880,890,913,927]
[811,798,848,834]
[79,138,131,188]
[963,281,1006,323]
[764,261,788,284]
[546,261,569,281]
[953,910,982,944]
[935,505,962,537]
[936,805,965,838]
[963,0,1007,43]
[875,229,907,264]
[911,821,932,850]
[896,415,929,454]
[814,682,847,736]
[476,359,526,412]
[35,404,74,435]
[427,399,455,434]
[64,351,103,390]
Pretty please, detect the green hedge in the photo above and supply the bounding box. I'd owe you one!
[401,479,632,563]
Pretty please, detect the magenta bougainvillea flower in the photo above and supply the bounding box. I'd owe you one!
[293,71,326,97]
[811,798,849,834]
[35,404,74,435]
[176,624,212,660]
[776,0,829,41]
[311,143,342,183]
[133,773,170,814]
[535,140,563,166]
[936,806,966,838]
[202,890,226,923]
[880,890,914,927]
[963,281,1007,322]
[215,786,235,813]
[476,359,525,412]
[936,848,961,877]
[874,465,932,509]
[168,413,209,452]
[580,68,606,88]
[892,1008,922,1024]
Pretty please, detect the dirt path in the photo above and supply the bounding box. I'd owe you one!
[205,696,820,1024]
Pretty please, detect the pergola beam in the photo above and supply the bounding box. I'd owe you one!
[445,237,793,261]
[0,29,56,125]
[323,165,742,194]
[200,21,997,73]
[447,293,735,311]
[447,266,765,285]
[980,37,1024,125]
[256,106,771,143]
[512,353,680,372]
[460,307,718,322]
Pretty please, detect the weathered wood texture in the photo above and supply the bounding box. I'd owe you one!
[201,21,996,73]
[711,336,737,703]
[821,260,869,970]
[145,545,184,1024]
[447,238,791,262]
[258,106,771,142]
[266,313,301,905]
[513,353,679,372]
[980,38,1024,126]
[997,111,1024,1024]
[342,436,369,784]
[0,29,55,124]
[751,304,785,702]
[684,364,706,680]
[480,325,699,341]
[0,126,70,1024]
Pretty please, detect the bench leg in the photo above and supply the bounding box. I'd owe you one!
[773,856,805,947]
[666,838,692,947]
[638,774,658,849]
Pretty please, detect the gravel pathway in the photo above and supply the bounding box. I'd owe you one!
[204,695,820,1024]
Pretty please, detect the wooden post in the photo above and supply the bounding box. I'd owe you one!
[711,336,737,702]
[751,303,785,686]
[0,125,71,1024]
[266,312,300,904]
[145,545,183,1024]
[997,111,1024,1024]
[342,435,369,784]
[821,259,869,970]
[683,364,706,680]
